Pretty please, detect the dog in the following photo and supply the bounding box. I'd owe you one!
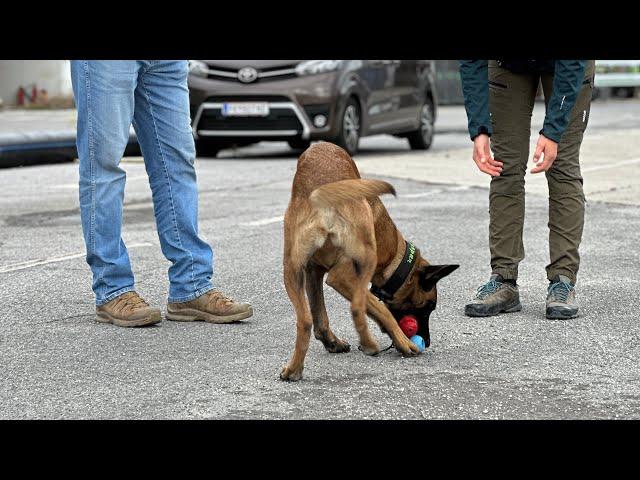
[280,142,458,381]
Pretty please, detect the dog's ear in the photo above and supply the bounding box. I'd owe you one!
[420,264,459,291]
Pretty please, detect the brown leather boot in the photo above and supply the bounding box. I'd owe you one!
[166,289,253,323]
[96,291,162,327]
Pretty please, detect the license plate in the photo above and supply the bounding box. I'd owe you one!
[221,102,270,117]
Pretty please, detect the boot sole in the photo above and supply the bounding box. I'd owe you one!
[546,306,578,320]
[465,301,522,318]
[165,306,253,324]
[96,310,162,327]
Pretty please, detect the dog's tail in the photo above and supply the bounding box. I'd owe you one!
[309,179,396,210]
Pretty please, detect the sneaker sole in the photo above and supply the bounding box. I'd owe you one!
[165,306,253,324]
[96,310,162,327]
[546,307,578,320]
[465,301,522,318]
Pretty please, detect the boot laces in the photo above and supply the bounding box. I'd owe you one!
[475,279,501,300]
[113,292,148,313]
[548,280,572,303]
[206,290,235,309]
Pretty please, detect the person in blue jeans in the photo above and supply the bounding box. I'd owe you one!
[71,60,253,327]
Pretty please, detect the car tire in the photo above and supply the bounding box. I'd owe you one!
[288,139,312,152]
[195,139,220,158]
[333,98,361,156]
[611,87,635,99]
[406,97,435,150]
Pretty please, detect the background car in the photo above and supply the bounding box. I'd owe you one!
[188,60,437,157]
[593,60,640,99]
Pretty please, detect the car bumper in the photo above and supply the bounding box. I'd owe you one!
[188,73,340,141]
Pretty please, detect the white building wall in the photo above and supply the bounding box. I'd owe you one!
[0,60,73,106]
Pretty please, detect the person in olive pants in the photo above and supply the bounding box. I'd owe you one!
[460,59,595,319]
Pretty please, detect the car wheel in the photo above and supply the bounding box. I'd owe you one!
[195,139,220,158]
[287,139,312,152]
[406,97,435,150]
[334,98,361,156]
[611,87,634,99]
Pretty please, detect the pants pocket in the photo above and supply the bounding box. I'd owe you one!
[489,80,508,89]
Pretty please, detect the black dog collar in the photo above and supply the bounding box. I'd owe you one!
[370,241,419,302]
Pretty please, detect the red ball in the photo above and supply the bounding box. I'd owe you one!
[398,315,418,337]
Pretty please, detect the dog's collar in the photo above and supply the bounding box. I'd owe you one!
[370,241,419,302]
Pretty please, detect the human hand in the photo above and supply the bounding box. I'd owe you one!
[531,134,558,174]
[473,134,503,176]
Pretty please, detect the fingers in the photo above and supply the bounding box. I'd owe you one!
[531,155,557,173]
[531,135,558,174]
[530,162,548,174]
[531,140,546,174]
[532,142,544,166]
[486,156,504,168]
[475,155,502,176]
[530,151,557,173]
[472,136,502,176]
[531,146,557,174]
[484,164,503,176]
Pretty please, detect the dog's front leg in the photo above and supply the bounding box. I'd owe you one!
[327,267,419,356]
[364,293,420,356]
[326,260,380,356]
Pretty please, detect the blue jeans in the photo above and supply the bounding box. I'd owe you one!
[71,60,214,305]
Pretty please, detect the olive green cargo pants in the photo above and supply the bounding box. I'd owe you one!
[488,60,595,285]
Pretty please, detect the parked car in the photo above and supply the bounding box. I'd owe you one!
[188,60,437,157]
[593,60,640,99]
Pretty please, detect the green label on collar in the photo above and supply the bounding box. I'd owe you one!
[406,243,416,264]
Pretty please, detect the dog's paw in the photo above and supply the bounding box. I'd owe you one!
[325,338,351,353]
[358,341,380,356]
[395,338,421,356]
[280,365,304,382]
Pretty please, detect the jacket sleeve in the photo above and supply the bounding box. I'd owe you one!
[459,60,492,141]
[540,60,587,143]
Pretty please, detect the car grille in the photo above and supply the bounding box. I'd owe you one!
[205,64,297,83]
[197,107,303,132]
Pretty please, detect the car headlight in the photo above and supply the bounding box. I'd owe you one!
[295,60,343,76]
[188,60,209,78]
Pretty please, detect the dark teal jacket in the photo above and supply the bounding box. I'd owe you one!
[459,60,587,143]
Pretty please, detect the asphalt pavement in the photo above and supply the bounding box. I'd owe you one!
[0,101,639,419]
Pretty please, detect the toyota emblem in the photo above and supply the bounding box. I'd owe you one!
[237,67,258,83]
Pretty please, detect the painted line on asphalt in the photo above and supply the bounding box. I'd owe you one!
[528,157,640,181]
[400,185,470,198]
[239,186,470,226]
[241,215,285,227]
[0,242,154,274]
[52,175,149,190]
[581,157,640,173]
[124,202,154,211]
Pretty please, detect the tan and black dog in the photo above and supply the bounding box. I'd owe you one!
[280,141,458,381]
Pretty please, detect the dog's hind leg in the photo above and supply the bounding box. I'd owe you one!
[305,264,351,353]
[281,211,328,382]
[280,257,314,382]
